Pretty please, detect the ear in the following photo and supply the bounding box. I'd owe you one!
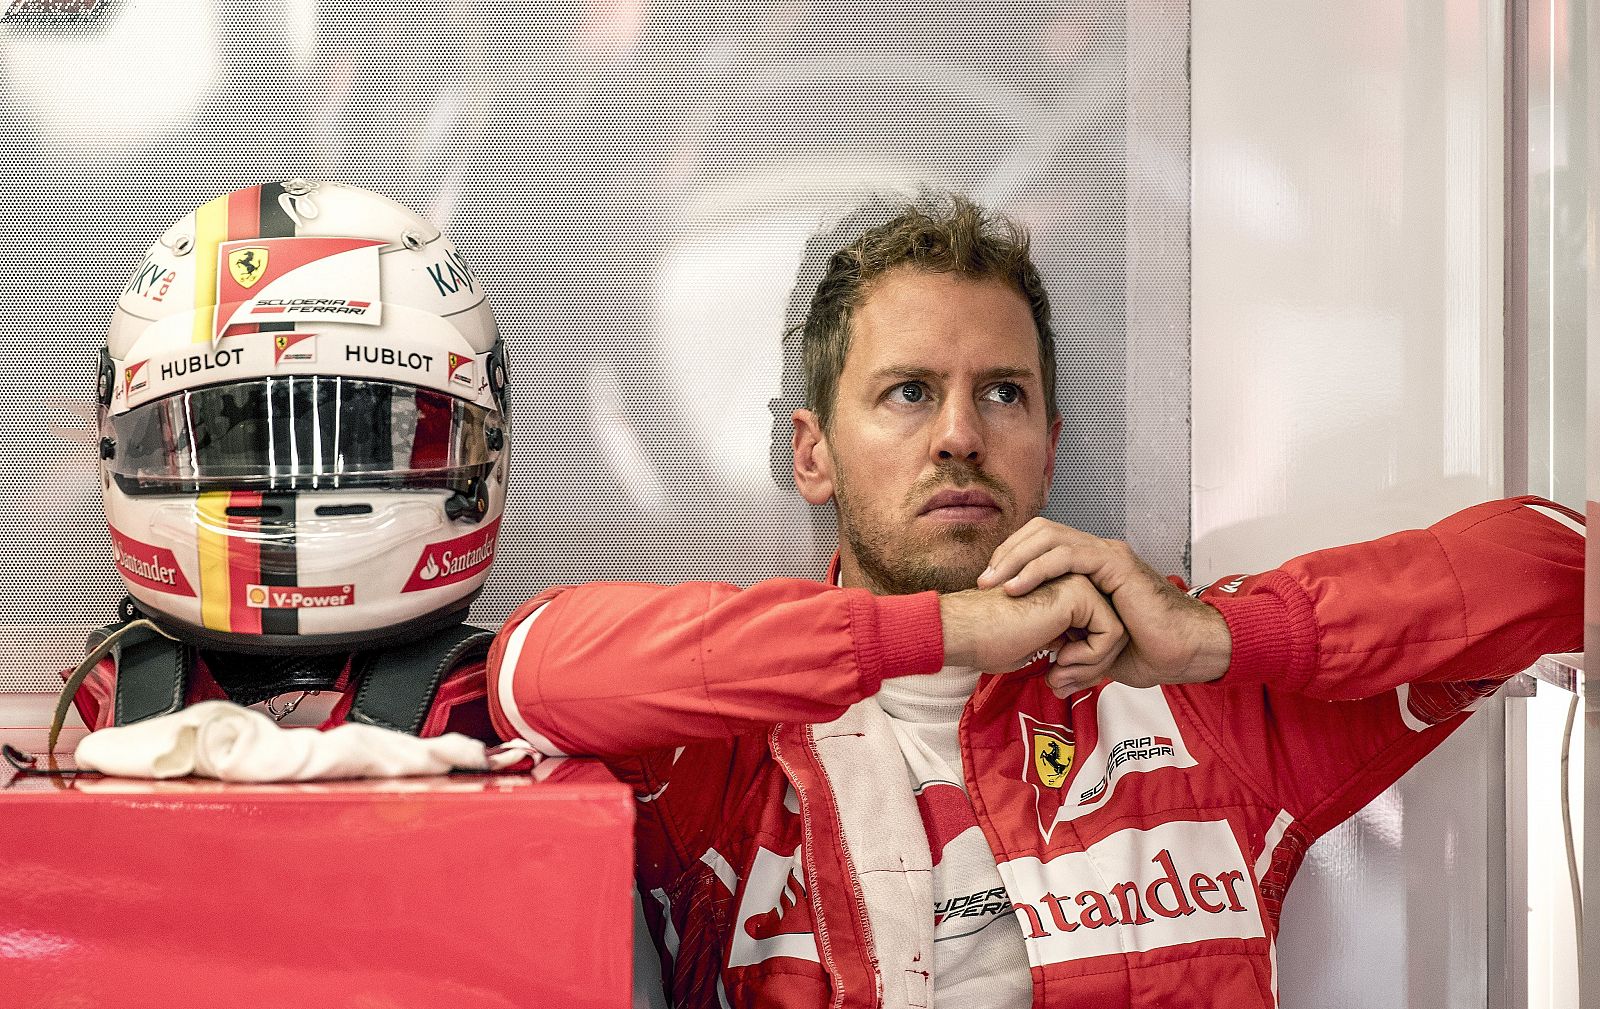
[1043,414,1063,492]
[792,408,836,505]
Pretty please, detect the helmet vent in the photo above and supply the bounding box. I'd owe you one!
[314,504,374,517]
[225,505,284,518]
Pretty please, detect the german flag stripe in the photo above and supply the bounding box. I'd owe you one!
[259,491,299,635]
[195,490,302,635]
[187,186,308,636]
[226,491,264,636]
[189,194,231,346]
[226,184,261,244]
[196,491,234,629]
[194,183,303,344]
[259,182,298,238]
[255,183,300,333]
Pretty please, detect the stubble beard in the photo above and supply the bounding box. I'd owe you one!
[834,460,1043,596]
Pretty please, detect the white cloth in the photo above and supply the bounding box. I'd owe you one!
[73,700,537,781]
[876,667,1033,1008]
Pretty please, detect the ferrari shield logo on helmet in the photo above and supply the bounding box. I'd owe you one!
[228,247,269,289]
[272,332,316,365]
[1031,724,1075,789]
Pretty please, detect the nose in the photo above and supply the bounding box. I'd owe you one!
[930,396,984,464]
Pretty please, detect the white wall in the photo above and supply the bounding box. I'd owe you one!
[1193,2,1507,1007]
[1516,682,1584,1009]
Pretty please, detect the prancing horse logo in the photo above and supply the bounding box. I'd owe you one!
[1030,721,1076,790]
[228,247,269,289]
[1040,740,1070,779]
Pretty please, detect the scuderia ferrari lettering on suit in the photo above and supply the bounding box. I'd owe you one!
[1024,683,1198,841]
[1003,820,1265,966]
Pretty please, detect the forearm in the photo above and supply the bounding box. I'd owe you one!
[488,579,944,756]
[1204,496,1583,701]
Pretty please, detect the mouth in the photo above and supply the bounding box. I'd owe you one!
[917,488,1002,523]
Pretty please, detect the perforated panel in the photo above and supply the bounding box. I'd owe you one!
[0,0,1189,689]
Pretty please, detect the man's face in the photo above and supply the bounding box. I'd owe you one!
[794,268,1061,595]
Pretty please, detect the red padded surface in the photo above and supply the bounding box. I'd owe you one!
[0,734,634,1009]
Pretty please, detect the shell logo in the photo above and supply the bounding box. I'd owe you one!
[247,586,268,606]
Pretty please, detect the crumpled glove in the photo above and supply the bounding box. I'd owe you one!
[73,700,538,781]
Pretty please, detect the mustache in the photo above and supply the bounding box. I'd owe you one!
[907,463,1013,509]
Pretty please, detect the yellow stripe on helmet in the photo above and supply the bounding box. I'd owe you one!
[189,194,230,345]
[196,490,233,630]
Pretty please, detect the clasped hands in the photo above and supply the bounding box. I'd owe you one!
[939,518,1233,698]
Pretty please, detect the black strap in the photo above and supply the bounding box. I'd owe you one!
[74,622,491,736]
[84,623,191,726]
[346,623,495,735]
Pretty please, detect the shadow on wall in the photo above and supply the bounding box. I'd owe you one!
[766,198,914,561]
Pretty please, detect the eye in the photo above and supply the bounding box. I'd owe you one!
[984,382,1023,405]
[889,382,926,404]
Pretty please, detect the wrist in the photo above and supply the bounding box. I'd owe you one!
[938,592,978,669]
[1189,605,1232,682]
[1206,573,1318,690]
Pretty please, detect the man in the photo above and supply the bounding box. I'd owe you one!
[486,197,1583,1008]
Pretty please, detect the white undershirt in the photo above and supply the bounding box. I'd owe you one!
[876,667,1032,1007]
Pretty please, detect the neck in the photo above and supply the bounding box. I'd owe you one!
[876,664,980,722]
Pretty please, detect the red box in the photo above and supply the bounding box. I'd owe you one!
[0,731,634,1008]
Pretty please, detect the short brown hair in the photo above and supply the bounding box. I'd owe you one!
[801,194,1059,429]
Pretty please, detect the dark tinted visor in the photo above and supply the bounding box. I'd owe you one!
[104,376,500,495]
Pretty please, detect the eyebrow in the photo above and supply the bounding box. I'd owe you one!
[867,365,1038,385]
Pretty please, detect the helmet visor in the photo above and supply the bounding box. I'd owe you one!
[105,376,501,495]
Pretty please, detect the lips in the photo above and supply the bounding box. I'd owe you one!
[918,488,1002,521]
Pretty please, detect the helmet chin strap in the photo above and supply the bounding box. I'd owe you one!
[50,618,177,756]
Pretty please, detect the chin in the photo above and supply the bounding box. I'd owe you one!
[926,520,1012,559]
[917,544,994,588]
[942,523,994,544]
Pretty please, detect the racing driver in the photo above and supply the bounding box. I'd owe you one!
[486,195,1583,1008]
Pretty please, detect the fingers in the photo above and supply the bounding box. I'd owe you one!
[1047,633,1127,697]
[978,518,1067,590]
[1050,679,1099,701]
[1029,573,1125,696]
[1053,635,1116,667]
[978,519,1130,598]
[992,545,1075,597]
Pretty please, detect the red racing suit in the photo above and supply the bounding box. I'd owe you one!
[487,497,1583,1008]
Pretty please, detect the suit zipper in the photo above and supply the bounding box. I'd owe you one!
[771,722,881,1009]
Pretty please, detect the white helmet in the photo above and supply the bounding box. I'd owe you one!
[98,181,508,653]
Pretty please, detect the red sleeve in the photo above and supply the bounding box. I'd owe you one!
[1204,495,1583,701]
[1172,496,1583,839]
[484,578,945,757]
